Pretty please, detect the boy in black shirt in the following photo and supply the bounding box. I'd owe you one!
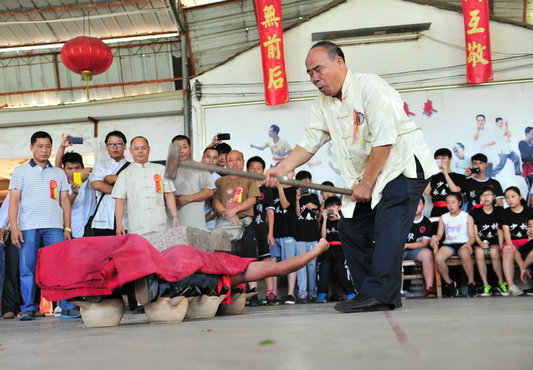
[317,196,355,303]
[246,156,276,305]
[424,148,466,217]
[294,171,321,303]
[402,198,436,297]
[464,153,504,210]
[272,170,298,304]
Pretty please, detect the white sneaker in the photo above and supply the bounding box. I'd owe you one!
[509,285,524,296]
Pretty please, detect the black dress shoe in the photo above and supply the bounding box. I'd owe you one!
[334,293,394,313]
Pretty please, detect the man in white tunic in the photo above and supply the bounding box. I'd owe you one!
[112,136,179,236]
[265,41,438,312]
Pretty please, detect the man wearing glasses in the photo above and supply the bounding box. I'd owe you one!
[90,131,130,236]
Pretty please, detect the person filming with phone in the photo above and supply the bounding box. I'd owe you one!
[463,153,504,210]
[55,134,96,238]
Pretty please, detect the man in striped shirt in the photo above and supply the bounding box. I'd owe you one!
[9,131,78,321]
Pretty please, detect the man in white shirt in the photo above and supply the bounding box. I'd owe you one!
[90,131,129,236]
[112,136,179,236]
[265,41,437,313]
[171,135,215,230]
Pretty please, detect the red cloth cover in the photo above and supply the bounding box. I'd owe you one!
[36,234,255,301]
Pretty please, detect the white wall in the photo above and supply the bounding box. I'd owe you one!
[0,91,184,162]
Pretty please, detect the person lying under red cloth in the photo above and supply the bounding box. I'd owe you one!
[36,234,329,302]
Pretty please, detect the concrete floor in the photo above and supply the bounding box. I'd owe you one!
[1,297,532,370]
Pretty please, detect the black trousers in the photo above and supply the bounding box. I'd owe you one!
[338,159,428,305]
[1,236,22,314]
[317,246,353,295]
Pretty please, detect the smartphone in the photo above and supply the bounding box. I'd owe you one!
[471,167,480,173]
[217,133,230,141]
[68,136,83,144]
[435,159,441,167]
[73,172,82,187]
[327,210,334,216]
[300,188,309,194]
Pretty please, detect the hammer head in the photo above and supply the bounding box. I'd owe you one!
[164,143,180,179]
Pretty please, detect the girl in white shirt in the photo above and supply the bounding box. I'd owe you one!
[431,192,476,297]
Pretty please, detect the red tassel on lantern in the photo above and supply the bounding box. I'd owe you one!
[61,36,113,100]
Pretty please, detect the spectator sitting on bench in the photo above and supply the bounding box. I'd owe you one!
[470,186,508,296]
[431,192,477,297]
[518,216,533,296]
[501,186,533,296]
[402,197,436,298]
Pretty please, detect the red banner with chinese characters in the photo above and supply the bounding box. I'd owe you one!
[255,0,289,105]
[462,0,493,84]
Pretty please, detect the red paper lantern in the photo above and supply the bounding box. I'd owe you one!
[61,36,113,98]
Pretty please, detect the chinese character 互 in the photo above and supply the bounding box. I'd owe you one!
[423,99,437,117]
[261,5,280,28]
[467,9,485,35]
[467,41,489,67]
[403,102,415,117]
[267,65,284,89]
[263,34,282,59]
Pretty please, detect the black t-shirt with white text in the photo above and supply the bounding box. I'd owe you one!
[429,172,467,217]
[464,177,503,209]
[272,187,297,238]
[253,185,275,240]
[470,207,503,245]
[405,216,433,243]
[500,206,533,240]
[295,193,321,242]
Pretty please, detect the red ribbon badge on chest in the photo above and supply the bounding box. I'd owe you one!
[154,174,162,193]
[353,109,365,144]
[49,180,58,200]
[233,186,243,204]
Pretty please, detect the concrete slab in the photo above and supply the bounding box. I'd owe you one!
[1,297,532,370]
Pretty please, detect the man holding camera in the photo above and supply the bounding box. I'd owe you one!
[464,153,504,210]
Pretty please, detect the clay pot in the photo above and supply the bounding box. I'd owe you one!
[71,299,125,328]
[218,293,246,315]
[144,296,188,323]
[185,294,226,319]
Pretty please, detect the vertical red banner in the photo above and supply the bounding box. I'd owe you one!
[255,0,289,106]
[462,0,493,84]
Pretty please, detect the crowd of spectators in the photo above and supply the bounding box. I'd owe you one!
[1,131,533,321]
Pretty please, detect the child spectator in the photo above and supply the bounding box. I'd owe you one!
[317,196,355,303]
[470,187,508,296]
[517,217,533,294]
[424,148,466,217]
[246,156,276,306]
[501,186,533,296]
[294,170,321,303]
[464,153,504,210]
[402,198,436,298]
[431,192,477,297]
[272,170,298,304]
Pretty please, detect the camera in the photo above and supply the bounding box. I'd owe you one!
[217,133,230,141]
[470,167,480,174]
[327,210,334,216]
[68,136,83,144]
[300,188,309,195]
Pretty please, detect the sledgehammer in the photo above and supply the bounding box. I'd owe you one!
[164,143,352,196]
